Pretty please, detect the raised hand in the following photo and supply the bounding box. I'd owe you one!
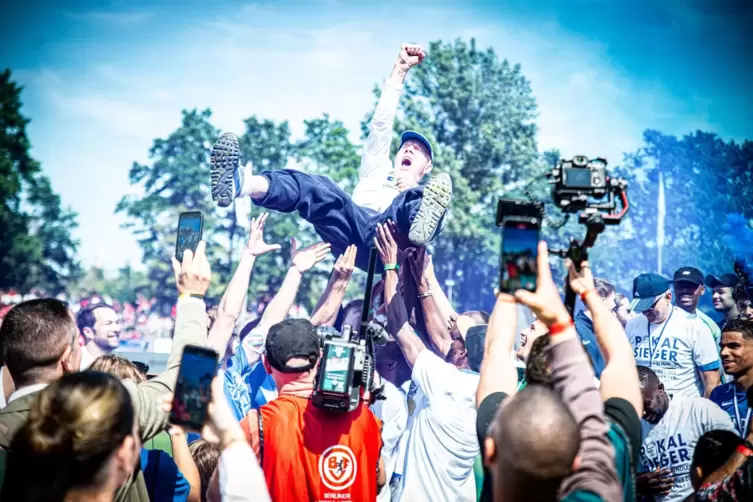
[332,245,357,283]
[396,44,425,71]
[245,212,281,257]
[374,221,399,267]
[566,259,596,296]
[171,241,211,296]
[291,239,331,274]
[513,241,570,327]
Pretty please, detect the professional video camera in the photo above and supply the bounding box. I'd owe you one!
[312,249,380,412]
[497,156,630,313]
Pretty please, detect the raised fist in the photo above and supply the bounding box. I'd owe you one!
[396,44,425,71]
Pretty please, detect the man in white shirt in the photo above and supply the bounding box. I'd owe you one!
[636,366,735,502]
[378,232,479,502]
[209,44,452,272]
[626,273,721,398]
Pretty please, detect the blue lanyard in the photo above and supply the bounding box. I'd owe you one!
[733,390,752,436]
[647,309,674,367]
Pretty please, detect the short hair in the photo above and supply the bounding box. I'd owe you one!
[189,440,221,502]
[594,278,616,299]
[89,355,146,384]
[493,385,579,494]
[526,336,552,386]
[637,365,661,389]
[462,310,491,324]
[692,430,742,488]
[76,303,114,335]
[722,318,753,340]
[0,299,77,385]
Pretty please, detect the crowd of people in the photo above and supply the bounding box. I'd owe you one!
[0,43,752,502]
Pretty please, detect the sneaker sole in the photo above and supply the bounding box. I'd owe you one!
[409,173,452,246]
[210,132,240,208]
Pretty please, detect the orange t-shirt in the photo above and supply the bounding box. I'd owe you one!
[242,395,383,502]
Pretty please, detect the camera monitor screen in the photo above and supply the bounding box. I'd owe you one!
[320,344,353,393]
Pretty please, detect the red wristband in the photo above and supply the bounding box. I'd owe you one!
[736,444,753,457]
[548,319,574,335]
[580,289,598,302]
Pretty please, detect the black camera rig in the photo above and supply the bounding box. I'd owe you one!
[547,156,629,313]
[497,156,630,314]
[312,248,380,412]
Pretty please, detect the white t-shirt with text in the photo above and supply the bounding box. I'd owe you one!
[626,307,720,397]
[639,396,735,502]
[399,350,480,502]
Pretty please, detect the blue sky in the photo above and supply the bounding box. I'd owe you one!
[2,0,751,270]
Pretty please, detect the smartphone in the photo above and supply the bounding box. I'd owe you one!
[169,345,219,431]
[500,218,540,294]
[175,211,204,262]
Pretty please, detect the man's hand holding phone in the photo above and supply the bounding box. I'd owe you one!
[172,241,211,297]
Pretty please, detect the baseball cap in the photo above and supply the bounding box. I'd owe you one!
[673,267,704,286]
[265,318,320,373]
[400,131,434,162]
[631,273,671,312]
[704,274,742,288]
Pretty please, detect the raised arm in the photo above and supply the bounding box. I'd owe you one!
[407,248,453,356]
[310,245,357,327]
[567,260,643,417]
[257,239,330,332]
[476,293,519,407]
[376,222,426,367]
[515,242,621,501]
[358,45,424,180]
[123,242,212,442]
[208,213,280,361]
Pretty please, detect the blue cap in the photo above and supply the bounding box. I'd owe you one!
[400,131,433,162]
[631,273,671,312]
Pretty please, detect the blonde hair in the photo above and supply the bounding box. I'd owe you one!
[90,354,147,384]
[3,371,135,502]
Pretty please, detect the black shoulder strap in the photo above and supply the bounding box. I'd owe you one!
[258,411,264,464]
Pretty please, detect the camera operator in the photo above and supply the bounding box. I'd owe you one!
[235,317,386,501]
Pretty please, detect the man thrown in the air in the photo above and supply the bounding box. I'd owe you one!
[210,44,452,271]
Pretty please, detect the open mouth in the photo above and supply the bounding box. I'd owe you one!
[401,157,412,167]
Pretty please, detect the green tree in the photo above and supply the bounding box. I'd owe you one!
[116,108,224,306]
[0,69,80,294]
[592,130,753,294]
[369,38,542,311]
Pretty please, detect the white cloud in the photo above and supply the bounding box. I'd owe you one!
[64,10,154,26]
[20,3,727,270]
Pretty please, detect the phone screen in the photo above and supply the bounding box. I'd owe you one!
[169,345,218,430]
[500,220,540,294]
[176,212,203,262]
[320,345,353,393]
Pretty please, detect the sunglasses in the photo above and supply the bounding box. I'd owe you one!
[641,296,664,313]
[132,361,150,376]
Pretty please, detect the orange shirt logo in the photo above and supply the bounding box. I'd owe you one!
[319,445,357,491]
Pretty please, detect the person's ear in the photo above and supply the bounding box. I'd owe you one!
[483,436,497,466]
[115,435,138,477]
[423,160,433,176]
[262,355,272,375]
[571,455,581,472]
[82,327,94,341]
[60,345,74,373]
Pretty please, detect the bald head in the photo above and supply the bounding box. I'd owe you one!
[488,384,579,500]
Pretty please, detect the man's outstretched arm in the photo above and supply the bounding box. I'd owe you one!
[357,44,424,182]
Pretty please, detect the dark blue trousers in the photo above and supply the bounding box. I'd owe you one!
[253,170,423,271]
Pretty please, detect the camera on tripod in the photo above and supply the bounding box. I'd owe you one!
[312,325,372,412]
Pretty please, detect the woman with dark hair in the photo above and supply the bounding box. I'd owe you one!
[2,371,141,501]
